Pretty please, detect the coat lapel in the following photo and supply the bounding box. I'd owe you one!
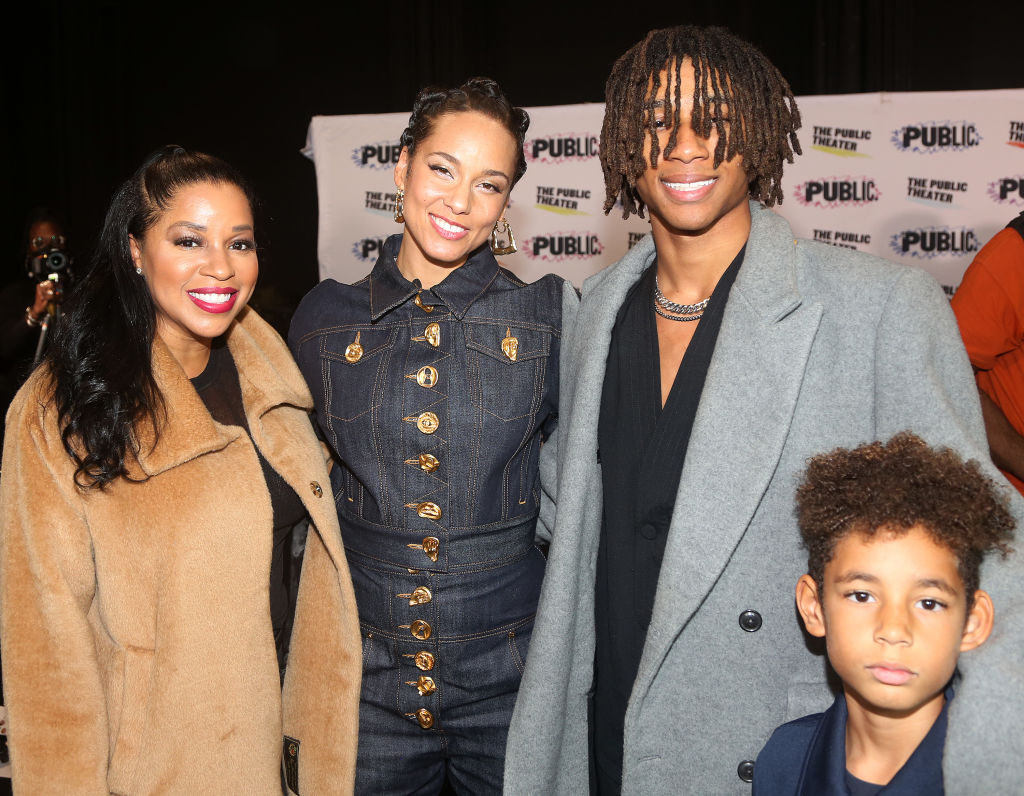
[557,235,659,544]
[634,204,823,700]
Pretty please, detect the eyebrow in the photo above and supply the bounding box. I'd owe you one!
[834,571,960,596]
[649,97,730,109]
[169,221,254,233]
[429,151,510,182]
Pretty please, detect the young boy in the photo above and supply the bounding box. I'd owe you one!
[755,432,1014,794]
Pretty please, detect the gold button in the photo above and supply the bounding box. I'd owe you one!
[413,293,434,313]
[344,331,363,363]
[409,586,432,605]
[288,742,298,757]
[415,651,435,670]
[416,412,439,434]
[403,650,435,670]
[407,453,440,473]
[407,536,441,562]
[501,327,519,361]
[396,585,433,605]
[424,322,441,347]
[310,481,323,498]
[406,675,437,695]
[407,538,440,561]
[408,708,434,729]
[410,619,432,640]
[405,501,441,521]
[416,366,438,388]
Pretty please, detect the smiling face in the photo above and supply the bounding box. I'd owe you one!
[394,110,518,287]
[129,180,258,375]
[633,59,751,243]
[796,525,993,722]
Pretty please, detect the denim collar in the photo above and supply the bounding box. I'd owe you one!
[368,233,501,321]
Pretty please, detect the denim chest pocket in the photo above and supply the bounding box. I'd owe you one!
[323,327,397,422]
[466,322,552,421]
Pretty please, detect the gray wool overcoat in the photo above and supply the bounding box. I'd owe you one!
[504,202,1024,795]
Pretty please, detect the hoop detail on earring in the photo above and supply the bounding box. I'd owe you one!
[394,188,405,224]
[490,218,517,255]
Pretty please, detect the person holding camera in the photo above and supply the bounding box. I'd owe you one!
[0,209,69,456]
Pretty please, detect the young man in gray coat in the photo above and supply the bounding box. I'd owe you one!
[504,25,1024,795]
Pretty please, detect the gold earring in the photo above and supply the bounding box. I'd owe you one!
[394,188,405,223]
[490,217,517,255]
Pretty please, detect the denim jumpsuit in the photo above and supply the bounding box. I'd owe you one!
[289,234,565,794]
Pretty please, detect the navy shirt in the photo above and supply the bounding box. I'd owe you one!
[754,689,950,795]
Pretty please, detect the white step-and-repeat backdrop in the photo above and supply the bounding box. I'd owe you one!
[305,89,1024,294]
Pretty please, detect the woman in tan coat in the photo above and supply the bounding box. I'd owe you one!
[0,146,360,794]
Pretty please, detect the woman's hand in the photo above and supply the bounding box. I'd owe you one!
[30,280,55,318]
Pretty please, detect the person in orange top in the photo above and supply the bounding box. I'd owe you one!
[951,210,1024,494]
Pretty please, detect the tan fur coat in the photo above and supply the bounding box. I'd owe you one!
[0,308,360,794]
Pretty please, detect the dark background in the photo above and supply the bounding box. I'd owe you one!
[4,0,1023,326]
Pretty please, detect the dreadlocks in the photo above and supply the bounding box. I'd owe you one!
[601,25,802,218]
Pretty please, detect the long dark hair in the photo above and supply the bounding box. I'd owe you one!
[47,145,257,489]
[602,25,802,217]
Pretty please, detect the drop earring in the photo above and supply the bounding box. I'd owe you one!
[394,188,405,223]
[490,217,517,255]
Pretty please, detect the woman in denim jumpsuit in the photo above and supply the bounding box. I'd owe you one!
[289,78,572,794]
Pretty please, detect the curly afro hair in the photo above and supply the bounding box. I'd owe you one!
[796,431,1014,600]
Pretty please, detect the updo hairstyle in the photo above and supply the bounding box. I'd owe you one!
[399,77,530,185]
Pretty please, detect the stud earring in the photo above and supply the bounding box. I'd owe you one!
[394,188,405,223]
[490,217,517,255]
[135,266,143,275]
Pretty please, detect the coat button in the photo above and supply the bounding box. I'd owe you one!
[739,610,762,632]
[737,760,754,782]
[639,523,658,540]
[309,481,323,498]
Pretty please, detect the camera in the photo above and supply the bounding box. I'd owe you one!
[26,247,73,281]
[26,246,74,305]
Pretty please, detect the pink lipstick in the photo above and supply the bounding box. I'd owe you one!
[187,287,239,314]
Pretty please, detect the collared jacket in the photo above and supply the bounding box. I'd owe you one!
[289,236,576,755]
[503,202,1024,795]
[289,235,576,568]
[753,690,949,795]
[0,308,361,795]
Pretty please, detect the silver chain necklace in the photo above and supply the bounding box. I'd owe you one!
[654,275,711,322]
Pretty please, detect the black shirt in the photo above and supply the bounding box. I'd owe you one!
[190,338,306,673]
[591,248,744,794]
